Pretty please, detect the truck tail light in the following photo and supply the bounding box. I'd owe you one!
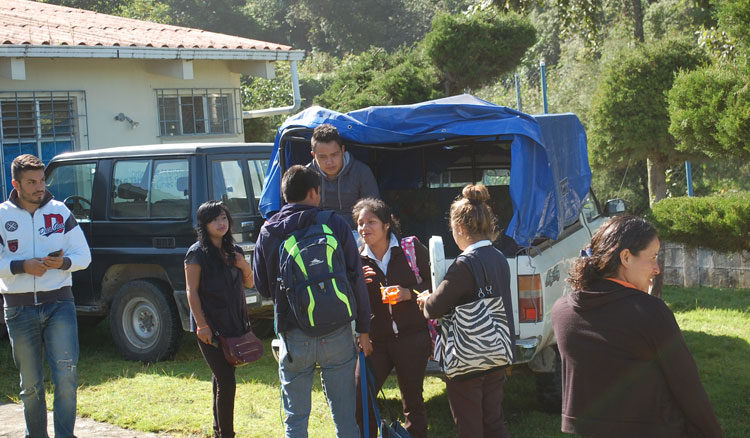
[518,274,543,322]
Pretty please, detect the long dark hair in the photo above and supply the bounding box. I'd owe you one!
[196,201,236,264]
[568,214,658,291]
[352,198,401,239]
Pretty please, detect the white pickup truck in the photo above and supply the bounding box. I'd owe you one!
[261,94,625,411]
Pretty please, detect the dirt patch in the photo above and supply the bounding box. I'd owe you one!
[0,402,174,437]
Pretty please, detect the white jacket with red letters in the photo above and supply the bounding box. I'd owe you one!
[0,190,91,294]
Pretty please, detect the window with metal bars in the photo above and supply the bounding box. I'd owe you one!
[156,89,242,137]
[0,91,88,196]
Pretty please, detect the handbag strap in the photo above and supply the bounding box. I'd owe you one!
[359,351,370,438]
[459,251,492,299]
[400,236,423,284]
[360,352,387,437]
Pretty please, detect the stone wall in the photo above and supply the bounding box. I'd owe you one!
[661,242,750,289]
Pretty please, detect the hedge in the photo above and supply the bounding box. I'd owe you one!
[646,191,750,254]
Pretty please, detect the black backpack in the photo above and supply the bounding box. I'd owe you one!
[277,210,356,336]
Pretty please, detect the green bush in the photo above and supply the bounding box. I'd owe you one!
[646,191,750,253]
[423,9,536,94]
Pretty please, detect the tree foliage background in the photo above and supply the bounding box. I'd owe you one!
[39,0,750,214]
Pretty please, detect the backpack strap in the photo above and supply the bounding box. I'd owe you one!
[400,236,423,284]
[314,209,335,226]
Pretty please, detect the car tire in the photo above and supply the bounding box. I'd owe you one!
[250,318,275,339]
[534,346,562,413]
[110,280,182,362]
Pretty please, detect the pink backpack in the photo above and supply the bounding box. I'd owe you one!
[400,236,439,355]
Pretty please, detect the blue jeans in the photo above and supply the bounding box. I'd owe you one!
[278,324,359,438]
[4,298,79,438]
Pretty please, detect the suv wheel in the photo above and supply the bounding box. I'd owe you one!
[110,280,182,362]
[535,346,562,413]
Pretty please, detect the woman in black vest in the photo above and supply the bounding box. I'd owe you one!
[352,198,432,438]
[417,184,514,438]
[184,201,254,438]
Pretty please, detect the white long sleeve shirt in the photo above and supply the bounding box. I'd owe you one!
[0,190,91,294]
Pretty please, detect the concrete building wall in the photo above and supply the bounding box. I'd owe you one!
[661,242,750,289]
[0,57,245,149]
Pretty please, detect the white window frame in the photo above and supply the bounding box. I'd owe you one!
[156,88,242,137]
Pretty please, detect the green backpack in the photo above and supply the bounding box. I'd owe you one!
[277,210,356,336]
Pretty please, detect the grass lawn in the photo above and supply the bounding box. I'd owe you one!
[1,285,748,437]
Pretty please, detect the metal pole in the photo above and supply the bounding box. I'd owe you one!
[685,161,694,196]
[540,60,548,114]
[514,73,522,112]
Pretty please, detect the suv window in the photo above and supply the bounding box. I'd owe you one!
[46,162,96,221]
[248,158,269,204]
[111,158,189,219]
[212,159,251,216]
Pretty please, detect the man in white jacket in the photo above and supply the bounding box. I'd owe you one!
[0,154,91,438]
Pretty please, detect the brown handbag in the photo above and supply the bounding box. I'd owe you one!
[218,329,264,367]
[213,253,264,367]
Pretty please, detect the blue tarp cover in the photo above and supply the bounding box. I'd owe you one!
[259,94,591,247]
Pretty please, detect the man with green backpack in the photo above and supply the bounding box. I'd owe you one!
[254,165,372,437]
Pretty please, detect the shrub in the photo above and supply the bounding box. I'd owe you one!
[646,191,750,253]
[423,10,536,94]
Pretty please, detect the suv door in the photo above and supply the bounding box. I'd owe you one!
[208,154,267,248]
[45,161,96,305]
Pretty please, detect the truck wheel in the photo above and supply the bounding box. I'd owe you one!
[250,318,275,339]
[534,346,562,413]
[110,280,182,362]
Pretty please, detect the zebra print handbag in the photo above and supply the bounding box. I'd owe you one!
[435,254,513,379]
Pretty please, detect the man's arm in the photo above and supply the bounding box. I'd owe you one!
[334,215,371,334]
[59,213,91,272]
[252,229,272,299]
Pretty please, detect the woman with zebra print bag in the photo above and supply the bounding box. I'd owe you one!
[417,184,515,438]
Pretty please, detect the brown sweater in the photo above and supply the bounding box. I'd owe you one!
[360,238,431,341]
[550,279,722,438]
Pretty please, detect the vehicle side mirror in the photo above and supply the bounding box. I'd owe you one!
[604,198,627,216]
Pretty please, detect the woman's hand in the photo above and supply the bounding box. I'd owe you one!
[362,265,377,284]
[235,251,254,288]
[196,325,213,345]
[416,291,430,311]
[392,285,412,303]
[234,252,251,271]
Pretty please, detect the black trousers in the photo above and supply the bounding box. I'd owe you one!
[197,339,237,438]
[355,330,431,438]
[444,368,509,438]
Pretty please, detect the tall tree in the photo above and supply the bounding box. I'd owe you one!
[588,37,707,206]
[667,0,750,162]
[423,9,536,94]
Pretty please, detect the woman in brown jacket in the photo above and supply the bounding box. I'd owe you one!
[551,214,722,437]
[353,198,432,438]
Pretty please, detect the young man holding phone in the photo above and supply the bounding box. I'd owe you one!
[0,154,91,438]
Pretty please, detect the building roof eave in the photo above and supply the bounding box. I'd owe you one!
[0,45,306,61]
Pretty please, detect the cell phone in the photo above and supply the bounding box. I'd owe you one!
[47,250,62,257]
